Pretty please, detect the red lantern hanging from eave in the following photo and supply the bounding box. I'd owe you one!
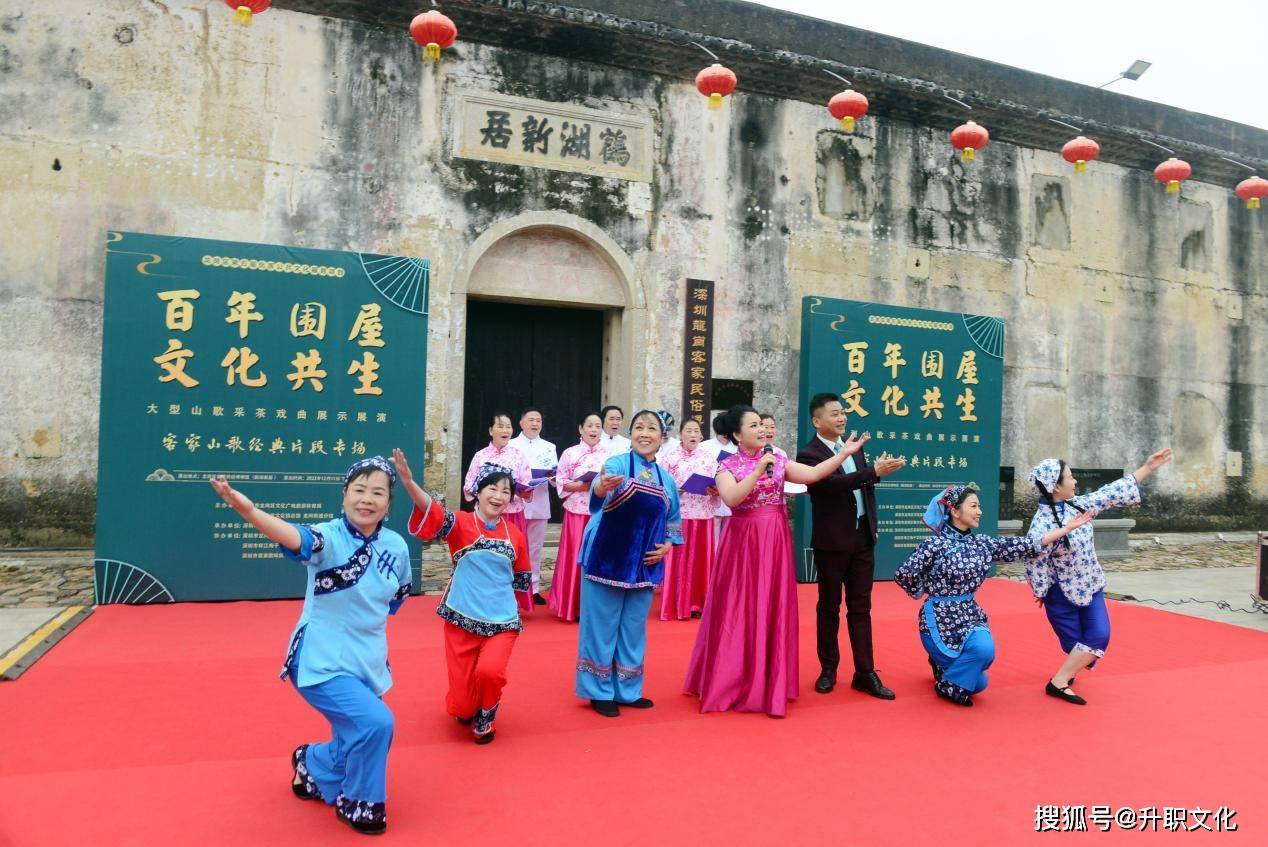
[225,0,269,26]
[1154,157,1191,194]
[950,120,989,162]
[410,10,458,61]
[1235,175,1268,210]
[695,63,737,110]
[828,90,869,132]
[1061,135,1100,173]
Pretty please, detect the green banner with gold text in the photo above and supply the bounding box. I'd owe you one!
[794,296,1004,581]
[94,232,429,602]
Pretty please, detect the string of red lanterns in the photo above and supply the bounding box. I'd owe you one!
[225,0,270,26]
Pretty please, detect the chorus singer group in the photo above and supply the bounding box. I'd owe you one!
[209,397,1171,835]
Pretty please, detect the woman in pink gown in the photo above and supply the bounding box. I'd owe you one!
[658,418,719,620]
[549,411,607,621]
[684,405,866,716]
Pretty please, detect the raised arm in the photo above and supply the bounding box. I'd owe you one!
[392,448,456,542]
[785,434,883,485]
[984,513,1094,563]
[210,475,302,554]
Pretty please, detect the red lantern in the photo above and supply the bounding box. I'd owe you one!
[828,90,869,132]
[410,10,458,61]
[1235,175,1268,210]
[1061,136,1100,173]
[950,120,989,163]
[1154,157,1191,194]
[695,63,737,110]
[225,0,269,26]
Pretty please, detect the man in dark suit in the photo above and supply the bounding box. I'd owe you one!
[797,393,905,699]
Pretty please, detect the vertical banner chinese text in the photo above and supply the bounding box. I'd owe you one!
[681,280,715,427]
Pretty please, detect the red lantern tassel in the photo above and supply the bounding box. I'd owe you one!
[234,5,254,25]
[708,93,722,110]
[840,116,855,132]
[961,148,976,163]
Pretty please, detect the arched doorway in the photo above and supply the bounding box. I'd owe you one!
[452,212,645,511]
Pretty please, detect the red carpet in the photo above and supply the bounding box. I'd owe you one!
[2,579,1265,845]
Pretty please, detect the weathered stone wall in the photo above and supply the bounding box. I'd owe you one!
[1,0,1264,545]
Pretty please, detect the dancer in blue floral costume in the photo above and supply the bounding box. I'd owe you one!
[895,484,1091,706]
[1025,448,1172,705]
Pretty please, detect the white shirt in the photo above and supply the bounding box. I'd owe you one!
[509,433,558,520]
[699,437,735,517]
[600,432,631,455]
[816,433,865,517]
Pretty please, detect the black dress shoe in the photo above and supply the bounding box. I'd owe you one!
[533,593,547,606]
[590,699,620,717]
[1045,680,1087,705]
[814,670,836,694]
[473,730,496,745]
[851,671,896,700]
[617,697,654,709]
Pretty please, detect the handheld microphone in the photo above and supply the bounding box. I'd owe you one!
[762,444,774,477]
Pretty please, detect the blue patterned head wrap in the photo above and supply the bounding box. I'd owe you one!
[343,455,396,489]
[628,409,666,435]
[921,482,980,533]
[1028,459,1063,495]
[657,410,675,432]
[472,462,514,494]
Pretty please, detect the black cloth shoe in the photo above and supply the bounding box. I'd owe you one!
[473,729,496,745]
[1046,679,1087,705]
[291,745,320,800]
[928,656,944,682]
[590,699,620,717]
[935,682,973,707]
[336,797,387,836]
[814,670,836,694]
[618,697,654,709]
[851,671,896,700]
[533,593,547,606]
[690,610,702,619]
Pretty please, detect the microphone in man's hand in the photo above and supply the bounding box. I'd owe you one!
[762,444,774,477]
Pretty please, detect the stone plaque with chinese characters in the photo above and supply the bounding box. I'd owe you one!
[95,232,429,602]
[452,90,653,182]
[681,280,714,427]
[793,297,1005,581]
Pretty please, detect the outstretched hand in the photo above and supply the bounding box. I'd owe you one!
[841,433,869,456]
[595,470,625,496]
[1144,447,1173,473]
[390,448,415,487]
[1066,509,1096,531]
[210,475,254,515]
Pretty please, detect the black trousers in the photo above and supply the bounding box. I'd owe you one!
[814,532,876,675]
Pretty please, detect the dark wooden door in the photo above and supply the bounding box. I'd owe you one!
[462,300,604,520]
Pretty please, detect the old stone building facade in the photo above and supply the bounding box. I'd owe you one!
[1,0,1265,545]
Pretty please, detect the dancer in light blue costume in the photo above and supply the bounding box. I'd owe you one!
[575,409,683,717]
[1025,448,1172,705]
[210,456,410,836]
[894,483,1090,706]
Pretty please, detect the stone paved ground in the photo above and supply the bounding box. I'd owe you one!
[2,532,1259,606]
